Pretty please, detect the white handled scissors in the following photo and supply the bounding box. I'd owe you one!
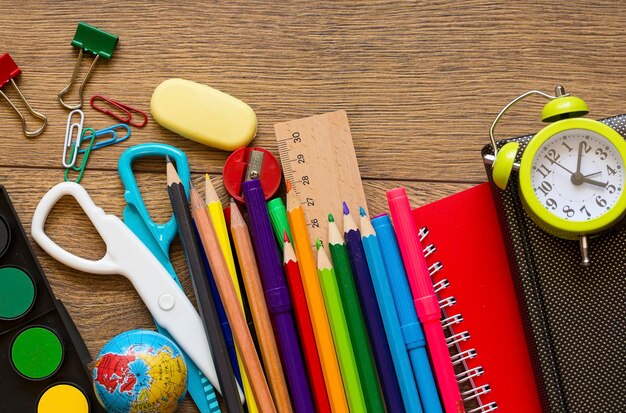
[31,181,244,401]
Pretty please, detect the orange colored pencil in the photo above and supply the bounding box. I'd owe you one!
[190,187,276,413]
[286,182,348,413]
[230,200,294,413]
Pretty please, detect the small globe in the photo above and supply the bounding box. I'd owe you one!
[93,330,187,413]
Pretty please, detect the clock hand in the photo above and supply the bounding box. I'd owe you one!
[583,171,601,178]
[582,177,609,188]
[576,141,584,174]
[552,161,575,175]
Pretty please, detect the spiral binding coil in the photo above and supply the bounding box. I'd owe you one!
[420,227,498,413]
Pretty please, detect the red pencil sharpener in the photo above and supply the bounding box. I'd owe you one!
[223,147,282,203]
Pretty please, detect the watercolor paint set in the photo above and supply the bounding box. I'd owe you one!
[0,186,103,413]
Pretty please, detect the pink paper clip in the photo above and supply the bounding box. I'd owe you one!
[90,94,148,128]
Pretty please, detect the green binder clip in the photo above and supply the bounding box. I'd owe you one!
[58,22,118,110]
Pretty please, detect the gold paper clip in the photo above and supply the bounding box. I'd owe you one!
[0,53,47,137]
[58,22,119,110]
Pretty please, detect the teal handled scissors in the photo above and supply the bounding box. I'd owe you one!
[118,143,221,413]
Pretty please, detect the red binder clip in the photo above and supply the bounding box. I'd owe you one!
[0,53,47,137]
[90,95,148,127]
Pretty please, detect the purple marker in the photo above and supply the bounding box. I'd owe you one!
[242,177,315,413]
[343,202,404,412]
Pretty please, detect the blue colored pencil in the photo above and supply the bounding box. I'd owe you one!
[342,202,404,413]
[359,207,424,413]
[371,214,443,413]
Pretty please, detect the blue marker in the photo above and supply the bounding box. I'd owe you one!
[119,143,221,413]
[372,214,443,413]
[360,208,423,413]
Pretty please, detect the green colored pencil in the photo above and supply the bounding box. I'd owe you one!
[316,239,367,413]
[327,214,385,413]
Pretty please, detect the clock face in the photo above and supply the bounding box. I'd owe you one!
[530,128,625,222]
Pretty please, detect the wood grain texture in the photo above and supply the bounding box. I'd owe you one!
[2,1,622,411]
[2,1,626,182]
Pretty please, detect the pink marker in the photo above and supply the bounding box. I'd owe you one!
[387,187,464,413]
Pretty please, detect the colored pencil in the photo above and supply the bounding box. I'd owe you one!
[285,183,349,413]
[206,175,259,413]
[230,201,293,413]
[372,214,442,413]
[360,208,423,413]
[387,187,463,413]
[191,187,276,413]
[165,158,243,412]
[242,178,315,413]
[342,203,403,412]
[327,214,385,413]
[224,204,262,358]
[281,232,331,413]
[316,240,367,413]
[196,225,242,386]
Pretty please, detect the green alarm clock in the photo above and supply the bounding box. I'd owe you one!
[485,86,626,266]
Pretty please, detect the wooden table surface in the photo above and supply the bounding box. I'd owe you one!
[2,1,626,411]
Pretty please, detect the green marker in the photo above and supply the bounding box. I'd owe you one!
[267,198,293,250]
[316,239,367,413]
[327,214,384,413]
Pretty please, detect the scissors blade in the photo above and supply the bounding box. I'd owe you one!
[123,204,221,413]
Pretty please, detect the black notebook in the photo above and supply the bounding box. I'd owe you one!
[483,115,626,413]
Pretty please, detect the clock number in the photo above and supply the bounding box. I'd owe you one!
[580,141,592,154]
[546,198,557,210]
[537,181,552,196]
[537,164,552,179]
[579,205,591,218]
[562,141,573,152]
[596,196,608,207]
[607,165,617,176]
[562,205,575,218]
[544,149,561,165]
[607,184,616,194]
[595,148,608,161]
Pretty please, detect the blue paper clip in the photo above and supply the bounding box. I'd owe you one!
[78,123,130,153]
[119,143,221,413]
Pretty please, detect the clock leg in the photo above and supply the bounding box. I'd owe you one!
[580,235,590,267]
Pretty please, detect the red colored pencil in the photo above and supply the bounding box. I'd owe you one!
[282,232,332,413]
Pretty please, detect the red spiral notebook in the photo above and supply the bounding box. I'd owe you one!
[412,183,542,413]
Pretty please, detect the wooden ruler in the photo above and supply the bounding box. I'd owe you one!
[274,110,368,248]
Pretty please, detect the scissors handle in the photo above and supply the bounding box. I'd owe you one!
[31,181,120,274]
[119,143,190,251]
[31,182,222,394]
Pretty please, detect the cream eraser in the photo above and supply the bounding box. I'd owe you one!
[151,78,257,151]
